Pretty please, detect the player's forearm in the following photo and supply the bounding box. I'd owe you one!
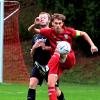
[80,32,95,47]
[30,45,36,56]
[28,24,35,32]
[43,46,51,50]
[28,24,40,33]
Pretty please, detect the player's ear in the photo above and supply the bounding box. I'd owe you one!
[48,19,51,23]
[62,22,64,26]
[52,21,54,26]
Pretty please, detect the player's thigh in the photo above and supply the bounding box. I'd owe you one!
[62,51,76,69]
[30,67,43,86]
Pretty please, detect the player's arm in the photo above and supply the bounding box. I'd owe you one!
[28,17,42,33]
[30,41,40,56]
[76,30,98,53]
[42,45,51,50]
[28,24,40,34]
[35,39,52,50]
[30,40,51,56]
[30,45,36,56]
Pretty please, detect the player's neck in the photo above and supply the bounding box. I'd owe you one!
[45,26,49,28]
[41,25,49,28]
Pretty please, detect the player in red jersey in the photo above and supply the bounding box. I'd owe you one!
[28,12,66,100]
[28,13,98,100]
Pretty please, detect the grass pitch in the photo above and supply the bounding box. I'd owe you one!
[0,82,100,100]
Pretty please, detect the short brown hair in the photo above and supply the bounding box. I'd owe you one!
[51,13,66,21]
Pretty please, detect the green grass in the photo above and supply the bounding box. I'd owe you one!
[0,82,100,100]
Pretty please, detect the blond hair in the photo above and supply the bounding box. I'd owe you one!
[39,12,51,21]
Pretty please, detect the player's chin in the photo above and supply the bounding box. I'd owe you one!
[40,22,46,25]
[55,29,61,33]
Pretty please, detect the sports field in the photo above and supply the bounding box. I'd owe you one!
[0,82,100,100]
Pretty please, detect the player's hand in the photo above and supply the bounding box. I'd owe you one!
[32,39,46,50]
[34,17,41,25]
[30,40,44,57]
[36,39,46,49]
[91,45,98,54]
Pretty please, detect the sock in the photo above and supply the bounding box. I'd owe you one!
[57,91,65,100]
[27,88,36,100]
[48,87,57,100]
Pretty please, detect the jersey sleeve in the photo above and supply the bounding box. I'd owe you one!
[67,27,80,38]
[40,28,51,38]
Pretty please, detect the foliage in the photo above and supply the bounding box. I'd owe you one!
[61,56,100,84]
[18,0,100,54]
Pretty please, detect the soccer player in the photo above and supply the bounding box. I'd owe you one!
[28,13,98,100]
[27,12,65,100]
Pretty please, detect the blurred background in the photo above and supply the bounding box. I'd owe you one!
[3,0,100,84]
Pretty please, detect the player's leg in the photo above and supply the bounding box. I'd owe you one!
[55,81,65,100]
[56,87,65,100]
[27,66,44,100]
[27,67,39,100]
[27,77,38,100]
[62,51,76,70]
[48,74,58,100]
[45,71,58,100]
[47,52,60,100]
[45,69,65,100]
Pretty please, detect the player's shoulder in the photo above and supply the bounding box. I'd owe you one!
[33,34,43,38]
[41,27,51,30]
[64,26,76,34]
[40,27,51,33]
[65,26,75,31]
[32,34,45,42]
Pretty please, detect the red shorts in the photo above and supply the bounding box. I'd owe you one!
[48,50,76,78]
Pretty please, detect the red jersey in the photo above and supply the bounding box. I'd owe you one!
[40,27,77,54]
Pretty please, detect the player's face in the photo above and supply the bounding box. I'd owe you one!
[39,14,49,26]
[52,19,64,34]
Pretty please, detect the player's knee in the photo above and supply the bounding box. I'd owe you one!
[29,83,36,89]
[29,78,38,89]
[48,74,58,87]
[48,81,55,87]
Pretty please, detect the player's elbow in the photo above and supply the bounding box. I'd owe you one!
[34,28,40,33]
[80,31,87,37]
[28,27,31,32]
[28,24,35,32]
